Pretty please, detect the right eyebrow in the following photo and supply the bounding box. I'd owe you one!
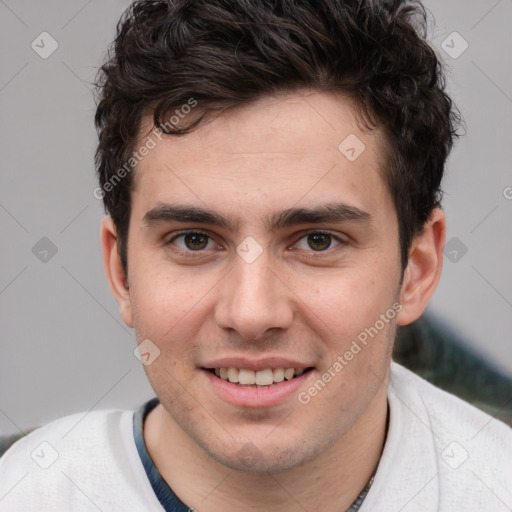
[142,203,239,231]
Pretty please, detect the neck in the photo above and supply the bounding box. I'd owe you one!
[144,388,388,512]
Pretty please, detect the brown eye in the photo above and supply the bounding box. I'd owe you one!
[169,231,216,252]
[293,231,344,253]
[183,232,209,250]
[307,233,332,251]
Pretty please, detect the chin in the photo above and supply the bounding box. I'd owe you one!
[197,429,335,475]
[210,445,312,475]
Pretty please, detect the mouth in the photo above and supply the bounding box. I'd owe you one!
[204,366,315,388]
[200,358,317,407]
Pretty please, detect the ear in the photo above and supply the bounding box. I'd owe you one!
[100,217,134,328]
[397,208,446,326]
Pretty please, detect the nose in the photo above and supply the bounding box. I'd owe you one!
[214,251,294,341]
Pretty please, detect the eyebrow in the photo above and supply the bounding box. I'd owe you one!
[268,203,372,232]
[142,202,372,232]
[143,203,236,230]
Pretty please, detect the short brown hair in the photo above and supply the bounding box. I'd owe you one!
[94,0,460,273]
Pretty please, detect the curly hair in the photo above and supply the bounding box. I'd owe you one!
[94,0,460,274]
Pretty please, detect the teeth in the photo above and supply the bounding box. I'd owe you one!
[273,368,284,383]
[238,369,255,385]
[213,367,308,386]
[227,367,239,383]
[255,369,274,386]
[284,368,295,380]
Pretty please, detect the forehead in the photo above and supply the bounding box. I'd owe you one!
[132,90,390,219]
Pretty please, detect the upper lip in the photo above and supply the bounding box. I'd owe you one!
[202,357,314,372]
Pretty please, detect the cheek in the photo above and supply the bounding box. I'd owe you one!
[296,266,395,333]
[129,264,206,341]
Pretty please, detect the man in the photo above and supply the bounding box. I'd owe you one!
[1,0,510,510]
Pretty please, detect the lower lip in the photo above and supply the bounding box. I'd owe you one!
[202,369,314,408]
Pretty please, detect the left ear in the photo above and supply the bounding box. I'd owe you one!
[397,208,446,326]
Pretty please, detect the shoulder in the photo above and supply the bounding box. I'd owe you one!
[0,407,159,511]
[0,408,129,469]
[390,361,512,442]
[386,362,512,510]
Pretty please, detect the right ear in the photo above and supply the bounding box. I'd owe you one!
[100,217,134,328]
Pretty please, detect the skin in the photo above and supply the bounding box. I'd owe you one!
[102,89,445,511]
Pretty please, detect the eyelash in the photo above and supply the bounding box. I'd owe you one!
[165,229,347,258]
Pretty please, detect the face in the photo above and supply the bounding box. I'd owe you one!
[121,90,405,473]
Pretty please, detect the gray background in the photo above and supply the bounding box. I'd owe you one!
[1,0,511,436]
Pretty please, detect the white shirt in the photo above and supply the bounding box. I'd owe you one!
[0,362,511,511]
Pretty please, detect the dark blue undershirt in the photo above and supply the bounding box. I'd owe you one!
[133,398,191,511]
[133,398,374,512]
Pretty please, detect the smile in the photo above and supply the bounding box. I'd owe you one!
[208,367,314,387]
[202,365,315,408]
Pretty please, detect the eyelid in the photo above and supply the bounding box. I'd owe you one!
[290,229,348,252]
[166,229,221,253]
[165,228,348,255]
[167,228,213,242]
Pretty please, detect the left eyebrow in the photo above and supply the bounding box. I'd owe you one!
[267,203,373,232]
